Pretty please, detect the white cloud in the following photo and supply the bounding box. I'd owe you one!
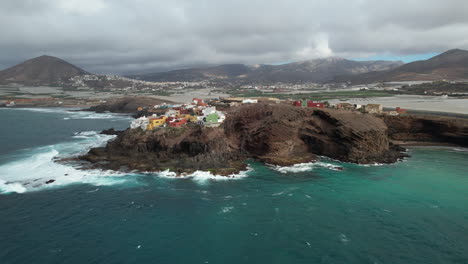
[0,0,467,74]
[58,0,106,15]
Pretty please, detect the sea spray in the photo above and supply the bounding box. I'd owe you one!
[271,161,343,174]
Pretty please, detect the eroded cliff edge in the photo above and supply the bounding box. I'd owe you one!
[80,104,409,175]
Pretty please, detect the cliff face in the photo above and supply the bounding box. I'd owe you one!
[81,104,407,174]
[223,104,403,165]
[83,126,245,175]
[382,115,468,147]
[86,97,172,114]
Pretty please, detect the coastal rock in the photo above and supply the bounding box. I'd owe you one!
[80,104,407,174]
[100,128,123,136]
[86,97,172,114]
[381,114,468,147]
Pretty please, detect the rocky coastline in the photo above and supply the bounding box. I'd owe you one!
[78,103,468,175]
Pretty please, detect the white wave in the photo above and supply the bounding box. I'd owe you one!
[153,166,252,183]
[2,107,77,114]
[272,162,343,173]
[359,162,388,167]
[0,179,27,194]
[68,112,131,120]
[220,206,234,213]
[452,147,468,153]
[0,131,129,194]
[3,107,132,121]
[339,233,350,243]
[0,149,131,194]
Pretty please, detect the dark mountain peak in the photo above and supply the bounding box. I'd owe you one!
[440,48,467,55]
[428,49,468,63]
[0,55,90,85]
[333,48,468,84]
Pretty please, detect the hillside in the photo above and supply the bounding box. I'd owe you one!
[131,64,252,82]
[130,58,403,84]
[0,55,89,85]
[334,49,468,84]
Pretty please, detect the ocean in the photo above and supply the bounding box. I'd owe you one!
[0,108,467,264]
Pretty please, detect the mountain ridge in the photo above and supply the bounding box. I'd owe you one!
[129,57,404,83]
[333,49,468,84]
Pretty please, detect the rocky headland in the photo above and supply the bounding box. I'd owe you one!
[382,114,468,147]
[85,97,173,115]
[79,103,430,175]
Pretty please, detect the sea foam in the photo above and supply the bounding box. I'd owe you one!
[0,131,130,194]
[4,107,132,120]
[154,167,251,184]
[272,162,343,173]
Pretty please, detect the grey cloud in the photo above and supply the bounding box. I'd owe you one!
[0,0,467,74]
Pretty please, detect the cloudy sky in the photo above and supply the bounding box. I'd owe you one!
[1,0,467,74]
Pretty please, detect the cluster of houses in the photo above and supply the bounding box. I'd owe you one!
[292,100,407,115]
[130,98,226,130]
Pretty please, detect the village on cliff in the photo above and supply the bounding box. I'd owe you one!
[130,97,407,131]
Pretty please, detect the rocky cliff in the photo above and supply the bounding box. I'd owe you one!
[381,114,468,147]
[80,104,408,174]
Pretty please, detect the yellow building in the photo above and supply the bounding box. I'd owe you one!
[177,114,197,122]
[147,116,167,130]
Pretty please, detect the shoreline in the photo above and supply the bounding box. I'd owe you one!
[391,141,461,147]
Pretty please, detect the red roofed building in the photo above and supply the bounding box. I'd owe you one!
[396,107,407,114]
[307,101,324,108]
[169,118,187,127]
[193,98,204,105]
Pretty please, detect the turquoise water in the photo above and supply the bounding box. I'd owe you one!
[0,109,467,264]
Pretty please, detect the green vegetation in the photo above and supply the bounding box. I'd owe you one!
[229,90,393,100]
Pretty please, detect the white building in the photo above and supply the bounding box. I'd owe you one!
[130,116,149,130]
[202,107,216,116]
[242,99,258,104]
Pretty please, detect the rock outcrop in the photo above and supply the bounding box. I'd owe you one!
[80,104,408,174]
[85,97,172,114]
[381,114,468,147]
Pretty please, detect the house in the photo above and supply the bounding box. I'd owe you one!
[169,118,187,127]
[177,114,197,122]
[204,113,219,124]
[294,100,308,107]
[130,116,149,129]
[202,107,216,116]
[165,109,180,116]
[364,104,383,114]
[307,101,324,108]
[222,97,244,103]
[147,116,168,130]
[336,103,354,110]
[192,98,204,105]
[242,99,258,104]
[396,107,407,114]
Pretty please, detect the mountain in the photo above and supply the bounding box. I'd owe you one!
[244,58,403,83]
[333,49,468,84]
[0,55,89,85]
[130,58,403,84]
[131,64,252,82]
